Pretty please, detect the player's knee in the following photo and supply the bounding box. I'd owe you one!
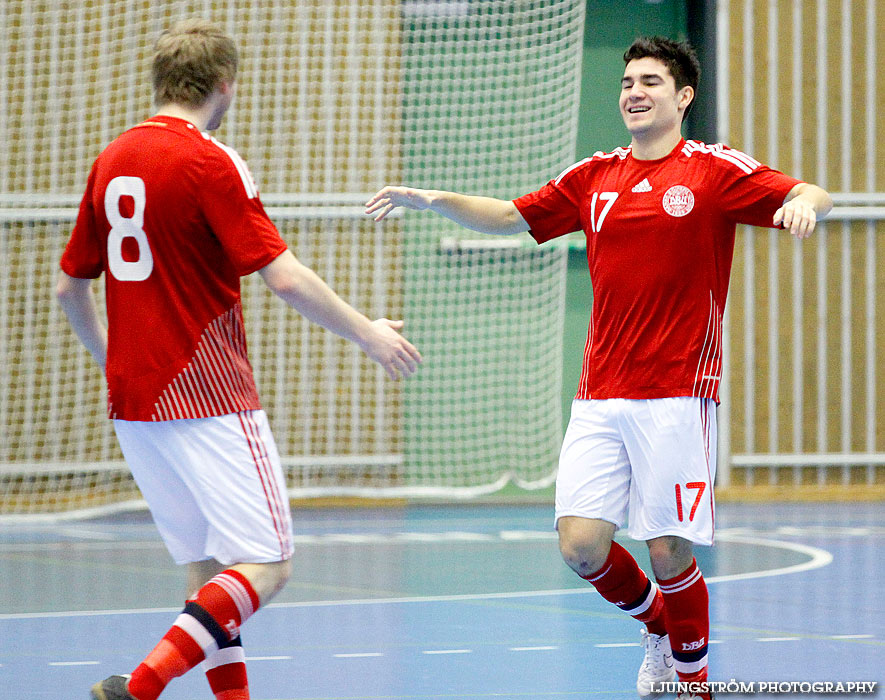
[557,516,615,577]
[237,559,292,607]
[271,558,292,591]
[258,559,291,604]
[558,532,610,578]
[647,536,692,579]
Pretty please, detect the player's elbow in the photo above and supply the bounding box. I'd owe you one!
[499,202,529,235]
[266,275,306,304]
[818,189,834,218]
[55,273,72,301]
[259,252,311,304]
[802,182,833,218]
[55,272,86,305]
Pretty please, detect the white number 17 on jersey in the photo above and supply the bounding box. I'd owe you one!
[589,191,618,233]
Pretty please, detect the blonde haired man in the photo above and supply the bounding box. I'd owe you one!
[58,19,421,700]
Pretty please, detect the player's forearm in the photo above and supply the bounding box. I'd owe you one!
[259,251,375,347]
[425,191,529,235]
[285,269,375,347]
[785,182,833,218]
[55,273,108,370]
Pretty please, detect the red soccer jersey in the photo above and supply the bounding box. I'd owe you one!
[60,116,288,421]
[513,138,801,403]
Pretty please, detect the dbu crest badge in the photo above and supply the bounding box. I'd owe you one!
[662,185,695,217]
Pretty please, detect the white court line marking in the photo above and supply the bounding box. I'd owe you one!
[706,532,834,583]
[510,646,558,651]
[0,541,166,553]
[0,533,833,621]
[597,640,722,649]
[831,634,873,639]
[422,649,472,655]
[49,661,100,666]
[334,653,384,658]
[756,637,801,642]
[244,655,292,661]
[6,523,873,552]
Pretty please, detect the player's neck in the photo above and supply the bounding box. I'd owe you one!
[155,104,210,131]
[155,97,228,133]
[629,129,684,161]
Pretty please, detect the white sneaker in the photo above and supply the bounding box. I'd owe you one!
[636,629,676,698]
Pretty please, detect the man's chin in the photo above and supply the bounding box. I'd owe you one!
[624,122,652,137]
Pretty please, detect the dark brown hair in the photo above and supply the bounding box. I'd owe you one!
[624,36,700,120]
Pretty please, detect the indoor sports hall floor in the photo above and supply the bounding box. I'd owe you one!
[1,501,882,700]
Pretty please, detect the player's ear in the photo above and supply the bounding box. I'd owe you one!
[678,85,694,112]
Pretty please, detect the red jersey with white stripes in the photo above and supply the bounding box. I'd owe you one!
[513,138,801,402]
[61,115,287,421]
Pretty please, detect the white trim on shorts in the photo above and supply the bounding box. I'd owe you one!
[114,409,294,565]
[554,397,716,545]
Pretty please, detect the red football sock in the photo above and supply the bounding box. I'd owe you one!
[582,541,667,636]
[204,638,249,700]
[127,569,260,700]
[657,558,709,683]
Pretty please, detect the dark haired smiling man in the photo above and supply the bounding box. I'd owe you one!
[365,36,831,699]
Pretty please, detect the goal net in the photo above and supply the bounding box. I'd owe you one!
[0,1,584,517]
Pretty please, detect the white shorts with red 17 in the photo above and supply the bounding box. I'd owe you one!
[555,397,716,545]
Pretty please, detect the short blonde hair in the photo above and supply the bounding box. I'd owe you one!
[152,19,238,108]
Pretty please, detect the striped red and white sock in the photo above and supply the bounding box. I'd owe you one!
[127,570,259,700]
[204,637,249,700]
[583,541,667,636]
[657,558,709,683]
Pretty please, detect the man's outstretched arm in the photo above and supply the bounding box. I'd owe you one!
[259,250,422,381]
[365,186,529,236]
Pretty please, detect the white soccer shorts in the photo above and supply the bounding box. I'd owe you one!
[555,397,717,545]
[114,409,294,565]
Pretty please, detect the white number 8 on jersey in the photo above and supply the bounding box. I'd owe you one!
[105,175,153,281]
